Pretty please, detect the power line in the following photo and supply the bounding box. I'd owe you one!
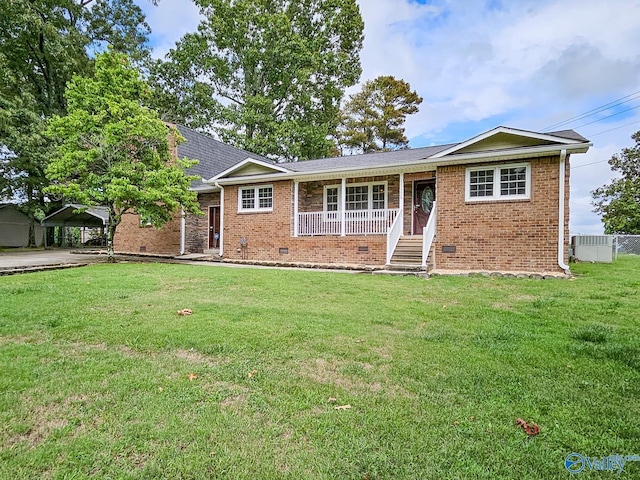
[584,120,640,138]
[571,159,610,170]
[570,103,640,130]
[542,90,640,131]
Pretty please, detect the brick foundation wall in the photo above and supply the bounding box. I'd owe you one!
[434,156,569,272]
[222,181,387,264]
[115,212,181,255]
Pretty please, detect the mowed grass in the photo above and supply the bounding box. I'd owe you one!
[0,257,639,479]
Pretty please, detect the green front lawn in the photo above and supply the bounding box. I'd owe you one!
[1,257,639,479]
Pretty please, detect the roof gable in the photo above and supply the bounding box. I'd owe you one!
[212,158,291,181]
[431,126,586,158]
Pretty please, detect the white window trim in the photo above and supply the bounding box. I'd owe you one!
[323,185,341,221]
[238,184,274,212]
[323,181,388,212]
[465,163,531,202]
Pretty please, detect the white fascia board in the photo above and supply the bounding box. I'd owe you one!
[435,142,592,164]
[211,142,591,185]
[212,162,437,185]
[190,184,219,193]
[431,126,585,159]
[208,157,291,183]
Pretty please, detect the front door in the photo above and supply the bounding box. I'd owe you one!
[208,206,220,249]
[413,180,435,234]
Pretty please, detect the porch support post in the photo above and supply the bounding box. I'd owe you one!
[293,181,299,237]
[340,177,346,237]
[399,173,404,235]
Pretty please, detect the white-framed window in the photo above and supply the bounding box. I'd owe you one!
[323,181,388,212]
[465,163,530,202]
[238,185,273,212]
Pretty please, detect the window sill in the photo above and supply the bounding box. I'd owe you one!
[237,210,273,214]
[465,197,531,205]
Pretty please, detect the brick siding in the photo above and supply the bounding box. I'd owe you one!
[222,181,387,264]
[115,192,219,255]
[185,192,220,252]
[115,212,181,254]
[434,155,570,272]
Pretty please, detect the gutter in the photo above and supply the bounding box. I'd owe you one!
[180,208,186,255]
[558,149,570,272]
[215,182,224,257]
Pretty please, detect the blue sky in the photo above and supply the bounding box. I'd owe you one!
[136,0,640,235]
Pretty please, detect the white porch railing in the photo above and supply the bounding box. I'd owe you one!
[297,209,400,236]
[386,208,403,265]
[422,201,437,267]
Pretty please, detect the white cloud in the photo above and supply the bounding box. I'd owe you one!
[137,0,640,232]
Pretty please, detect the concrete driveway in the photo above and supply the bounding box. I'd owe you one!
[0,249,103,269]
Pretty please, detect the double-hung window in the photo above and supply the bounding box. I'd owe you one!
[238,185,273,212]
[324,182,387,213]
[465,163,530,202]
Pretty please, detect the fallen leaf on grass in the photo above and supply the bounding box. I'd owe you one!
[334,404,351,410]
[248,369,258,378]
[158,387,164,392]
[188,373,198,381]
[515,418,540,437]
[327,397,337,403]
[177,309,193,316]
[453,421,460,426]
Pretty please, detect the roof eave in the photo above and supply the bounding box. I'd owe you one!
[431,126,586,158]
[210,142,591,185]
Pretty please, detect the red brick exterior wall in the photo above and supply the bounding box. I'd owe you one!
[434,155,570,272]
[115,192,219,255]
[222,181,387,265]
[115,212,181,254]
[116,154,571,273]
[185,192,220,252]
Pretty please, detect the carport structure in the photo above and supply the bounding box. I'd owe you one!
[41,204,109,248]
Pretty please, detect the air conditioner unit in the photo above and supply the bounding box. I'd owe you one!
[571,235,613,263]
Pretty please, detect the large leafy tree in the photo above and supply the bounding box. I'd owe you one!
[0,0,152,246]
[46,51,201,261]
[592,130,640,234]
[149,0,364,161]
[335,75,423,155]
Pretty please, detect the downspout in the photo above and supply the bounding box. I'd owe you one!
[180,208,186,255]
[215,182,224,257]
[558,149,570,272]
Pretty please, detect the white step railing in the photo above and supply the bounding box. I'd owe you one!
[386,208,403,265]
[422,201,437,267]
[298,209,400,236]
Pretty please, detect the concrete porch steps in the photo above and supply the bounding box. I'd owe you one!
[389,235,424,267]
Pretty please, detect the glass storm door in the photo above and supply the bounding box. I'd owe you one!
[413,181,435,234]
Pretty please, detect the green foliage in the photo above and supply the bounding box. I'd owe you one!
[335,75,423,155]
[0,0,153,246]
[149,0,364,161]
[592,130,640,234]
[45,51,201,260]
[1,257,639,478]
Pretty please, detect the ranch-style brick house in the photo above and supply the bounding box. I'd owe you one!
[116,125,591,274]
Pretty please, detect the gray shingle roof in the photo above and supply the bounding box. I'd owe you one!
[278,128,589,174]
[175,125,269,189]
[282,144,457,172]
[546,129,590,142]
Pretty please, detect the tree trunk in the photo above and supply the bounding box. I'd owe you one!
[107,222,117,263]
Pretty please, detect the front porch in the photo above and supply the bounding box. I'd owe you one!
[291,173,437,267]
